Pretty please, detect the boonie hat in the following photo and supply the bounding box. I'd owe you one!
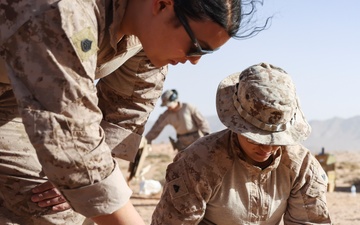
[161,89,178,107]
[216,62,311,145]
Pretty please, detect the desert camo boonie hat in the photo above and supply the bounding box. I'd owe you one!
[216,62,311,145]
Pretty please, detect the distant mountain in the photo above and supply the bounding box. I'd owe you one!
[303,116,360,153]
[144,115,360,153]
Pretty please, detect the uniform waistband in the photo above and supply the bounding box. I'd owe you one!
[177,131,199,138]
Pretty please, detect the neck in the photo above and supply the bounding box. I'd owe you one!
[255,155,274,170]
[240,150,273,169]
[239,146,278,170]
[120,0,148,36]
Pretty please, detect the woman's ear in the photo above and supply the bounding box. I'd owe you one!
[152,0,174,14]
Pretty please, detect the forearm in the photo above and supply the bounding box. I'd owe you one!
[145,114,169,142]
[92,201,145,225]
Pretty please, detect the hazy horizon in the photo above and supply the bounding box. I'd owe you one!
[144,115,360,152]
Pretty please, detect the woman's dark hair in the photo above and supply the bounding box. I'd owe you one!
[173,0,271,39]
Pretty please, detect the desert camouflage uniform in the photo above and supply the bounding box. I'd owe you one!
[145,102,210,150]
[152,130,331,225]
[0,0,166,224]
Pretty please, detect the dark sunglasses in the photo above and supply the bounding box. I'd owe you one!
[174,6,218,57]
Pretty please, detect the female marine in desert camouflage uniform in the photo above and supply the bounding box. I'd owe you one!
[0,0,268,224]
[152,63,332,224]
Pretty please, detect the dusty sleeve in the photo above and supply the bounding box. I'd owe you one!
[0,1,131,217]
[151,150,215,225]
[153,131,235,224]
[145,112,171,143]
[284,153,332,224]
[97,49,167,161]
[189,104,210,135]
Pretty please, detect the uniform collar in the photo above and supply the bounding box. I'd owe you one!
[109,0,128,49]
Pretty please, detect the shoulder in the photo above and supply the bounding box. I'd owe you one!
[281,145,326,182]
[169,129,234,184]
[56,1,103,62]
[158,109,172,118]
[281,145,313,167]
[283,145,310,163]
[58,1,101,36]
[278,145,309,177]
[182,102,196,110]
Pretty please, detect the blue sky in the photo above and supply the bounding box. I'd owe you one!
[147,0,360,124]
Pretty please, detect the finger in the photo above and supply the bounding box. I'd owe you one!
[31,188,62,202]
[52,202,71,212]
[37,196,67,208]
[32,181,55,193]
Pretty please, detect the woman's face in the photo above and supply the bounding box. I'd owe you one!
[237,134,280,167]
[139,3,230,68]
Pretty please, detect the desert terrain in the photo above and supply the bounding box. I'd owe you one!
[117,143,360,225]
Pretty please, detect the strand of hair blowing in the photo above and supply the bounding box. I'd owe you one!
[173,0,272,39]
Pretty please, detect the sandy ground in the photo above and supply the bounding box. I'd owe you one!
[117,143,360,225]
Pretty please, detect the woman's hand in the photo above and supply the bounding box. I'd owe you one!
[31,181,71,211]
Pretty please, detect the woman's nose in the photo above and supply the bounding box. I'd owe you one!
[187,56,201,65]
[259,145,273,152]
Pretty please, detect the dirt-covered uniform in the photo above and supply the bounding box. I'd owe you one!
[0,0,167,224]
[152,130,331,225]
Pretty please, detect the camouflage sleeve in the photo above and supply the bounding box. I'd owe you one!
[284,150,332,224]
[151,154,206,224]
[145,112,171,143]
[0,0,131,217]
[189,104,211,135]
[151,143,227,225]
[97,50,167,160]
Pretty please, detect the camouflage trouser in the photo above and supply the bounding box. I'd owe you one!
[0,115,88,225]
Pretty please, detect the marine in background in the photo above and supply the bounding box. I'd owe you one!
[127,89,210,182]
[145,89,210,151]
